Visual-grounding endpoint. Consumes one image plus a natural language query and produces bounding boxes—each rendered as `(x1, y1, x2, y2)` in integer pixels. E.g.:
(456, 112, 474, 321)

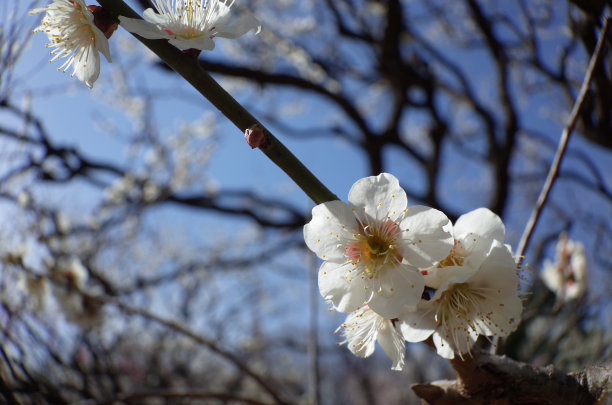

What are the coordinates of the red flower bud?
(244, 124, 267, 149)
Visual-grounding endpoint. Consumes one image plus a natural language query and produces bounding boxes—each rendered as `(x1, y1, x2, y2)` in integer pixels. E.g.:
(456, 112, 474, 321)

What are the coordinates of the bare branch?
(516, 17, 612, 262)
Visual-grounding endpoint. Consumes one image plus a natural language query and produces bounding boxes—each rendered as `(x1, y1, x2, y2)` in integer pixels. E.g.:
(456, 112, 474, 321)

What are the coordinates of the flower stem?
(96, 0, 338, 205)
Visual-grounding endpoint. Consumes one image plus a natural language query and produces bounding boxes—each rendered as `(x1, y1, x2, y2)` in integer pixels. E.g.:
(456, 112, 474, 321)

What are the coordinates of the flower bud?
(244, 124, 267, 149)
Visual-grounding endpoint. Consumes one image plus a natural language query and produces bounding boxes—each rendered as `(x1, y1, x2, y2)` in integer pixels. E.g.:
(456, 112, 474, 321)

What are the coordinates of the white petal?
(457, 237, 491, 274)
(422, 264, 474, 290)
(169, 36, 216, 51)
(399, 205, 453, 268)
(142, 8, 172, 25)
(469, 241, 522, 336)
(28, 7, 47, 15)
(432, 333, 455, 359)
(367, 264, 424, 318)
(540, 259, 562, 293)
(93, 29, 112, 63)
(473, 297, 520, 337)
(119, 16, 168, 39)
(430, 265, 476, 298)
(454, 208, 505, 243)
(469, 241, 518, 294)
(214, 14, 262, 38)
(564, 283, 585, 300)
(377, 323, 406, 371)
(348, 173, 407, 221)
(398, 303, 436, 342)
(318, 261, 370, 313)
(206, 1, 232, 26)
(422, 266, 447, 290)
(435, 314, 480, 359)
(453, 327, 479, 357)
(304, 200, 357, 261)
(432, 328, 478, 359)
(448, 208, 504, 272)
(72, 44, 100, 89)
(570, 245, 587, 281)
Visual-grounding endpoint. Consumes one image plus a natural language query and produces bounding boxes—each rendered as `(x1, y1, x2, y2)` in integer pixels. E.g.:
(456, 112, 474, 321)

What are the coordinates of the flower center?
(438, 239, 465, 267)
(365, 234, 389, 256)
(436, 282, 485, 323)
(345, 220, 403, 279)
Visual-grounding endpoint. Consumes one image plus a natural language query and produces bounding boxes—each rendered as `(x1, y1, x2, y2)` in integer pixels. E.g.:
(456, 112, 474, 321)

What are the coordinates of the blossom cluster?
(304, 173, 523, 368)
(31, 0, 260, 88)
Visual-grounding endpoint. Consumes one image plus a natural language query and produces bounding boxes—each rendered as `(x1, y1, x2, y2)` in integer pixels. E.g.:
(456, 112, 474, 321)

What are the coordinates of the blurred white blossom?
(541, 232, 587, 306)
(52, 257, 102, 328)
(104, 175, 137, 204)
(20, 275, 49, 312)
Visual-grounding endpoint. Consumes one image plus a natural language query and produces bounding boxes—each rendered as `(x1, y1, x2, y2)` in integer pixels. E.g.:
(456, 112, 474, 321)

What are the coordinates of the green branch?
(97, 0, 338, 205)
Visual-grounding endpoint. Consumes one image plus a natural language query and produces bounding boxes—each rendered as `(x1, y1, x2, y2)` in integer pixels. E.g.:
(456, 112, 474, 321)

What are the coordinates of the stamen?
(344, 218, 403, 280)
(435, 282, 486, 357)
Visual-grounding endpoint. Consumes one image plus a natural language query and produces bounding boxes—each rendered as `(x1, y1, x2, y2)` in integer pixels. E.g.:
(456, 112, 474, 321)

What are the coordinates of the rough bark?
(412, 351, 610, 405)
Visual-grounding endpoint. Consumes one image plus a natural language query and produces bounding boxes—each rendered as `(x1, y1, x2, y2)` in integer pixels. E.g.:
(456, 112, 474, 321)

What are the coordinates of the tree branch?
(516, 17, 612, 262)
(412, 351, 610, 405)
(97, 0, 338, 205)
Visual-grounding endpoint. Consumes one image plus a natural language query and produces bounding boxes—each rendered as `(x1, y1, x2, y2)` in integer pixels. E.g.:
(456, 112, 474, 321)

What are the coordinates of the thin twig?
(89, 294, 290, 405)
(515, 17, 611, 263)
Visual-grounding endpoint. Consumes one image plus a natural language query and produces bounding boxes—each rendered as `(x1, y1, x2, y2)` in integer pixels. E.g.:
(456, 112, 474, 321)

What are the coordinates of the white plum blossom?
(400, 209, 522, 359)
(336, 305, 405, 371)
(541, 232, 587, 305)
(30, 0, 112, 88)
(304, 173, 453, 318)
(119, 0, 261, 51)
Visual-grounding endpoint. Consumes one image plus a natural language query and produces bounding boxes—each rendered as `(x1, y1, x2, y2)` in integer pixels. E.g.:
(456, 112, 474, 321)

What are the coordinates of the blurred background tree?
(0, 0, 610, 404)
